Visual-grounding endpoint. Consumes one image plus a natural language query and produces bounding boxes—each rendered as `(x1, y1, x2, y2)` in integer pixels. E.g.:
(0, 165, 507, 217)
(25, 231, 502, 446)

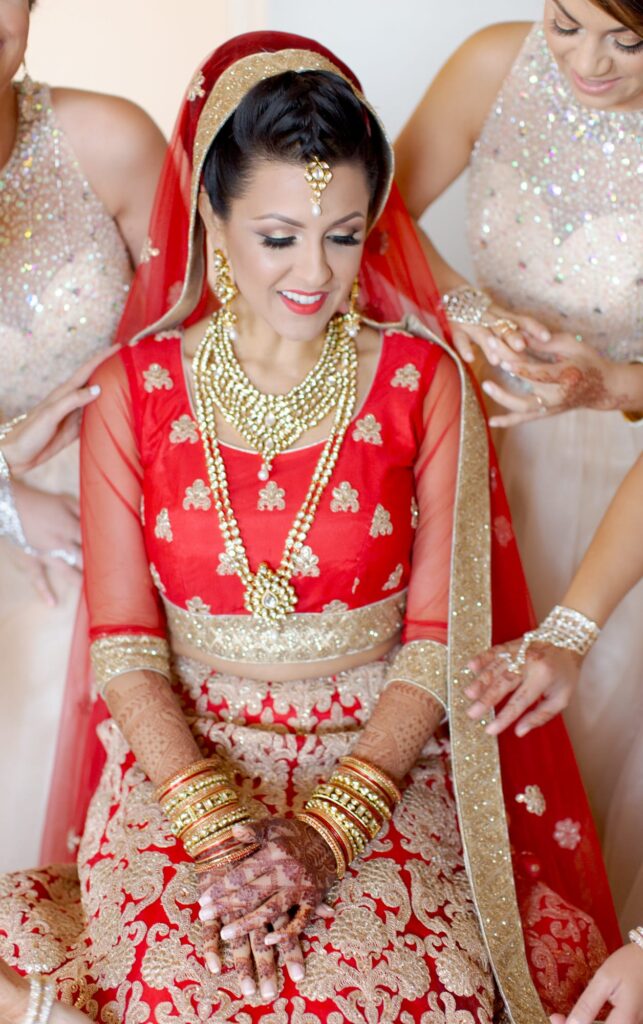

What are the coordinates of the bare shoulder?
(448, 21, 533, 106)
(50, 88, 165, 175)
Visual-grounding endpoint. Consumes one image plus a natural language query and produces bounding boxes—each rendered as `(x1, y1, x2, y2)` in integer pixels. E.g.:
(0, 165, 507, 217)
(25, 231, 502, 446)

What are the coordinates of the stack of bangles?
(630, 926, 643, 951)
(22, 975, 55, 1024)
(297, 755, 401, 879)
(156, 758, 259, 873)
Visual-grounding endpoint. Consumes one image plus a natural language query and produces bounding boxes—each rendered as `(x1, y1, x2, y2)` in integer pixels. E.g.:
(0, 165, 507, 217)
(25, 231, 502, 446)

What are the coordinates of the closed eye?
(328, 232, 361, 246)
(260, 235, 296, 249)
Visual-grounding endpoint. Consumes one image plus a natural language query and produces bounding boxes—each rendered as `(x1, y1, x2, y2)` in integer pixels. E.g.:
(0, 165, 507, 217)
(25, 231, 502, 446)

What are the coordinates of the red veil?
(41, 27, 620, 1009)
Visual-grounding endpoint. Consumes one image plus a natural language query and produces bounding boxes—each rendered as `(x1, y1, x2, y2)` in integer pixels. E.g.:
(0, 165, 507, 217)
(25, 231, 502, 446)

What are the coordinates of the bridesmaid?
(394, 0, 643, 930)
(0, 0, 166, 869)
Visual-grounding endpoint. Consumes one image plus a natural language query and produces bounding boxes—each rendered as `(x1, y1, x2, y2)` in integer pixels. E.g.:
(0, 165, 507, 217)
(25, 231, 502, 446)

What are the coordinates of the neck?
(0, 80, 19, 170)
(232, 302, 328, 388)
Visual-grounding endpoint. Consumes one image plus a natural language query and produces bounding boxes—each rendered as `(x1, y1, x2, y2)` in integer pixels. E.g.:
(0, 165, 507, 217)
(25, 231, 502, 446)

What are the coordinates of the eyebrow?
(252, 211, 366, 228)
(553, 0, 632, 32)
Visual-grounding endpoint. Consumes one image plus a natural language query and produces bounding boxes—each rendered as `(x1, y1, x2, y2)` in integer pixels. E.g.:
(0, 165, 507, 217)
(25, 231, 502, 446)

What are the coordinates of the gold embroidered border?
(385, 639, 447, 710)
(162, 592, 406, 664)
(90, 634, 171, 695)
(396, 316, 548, 1024)
(130, 49, 393, 346)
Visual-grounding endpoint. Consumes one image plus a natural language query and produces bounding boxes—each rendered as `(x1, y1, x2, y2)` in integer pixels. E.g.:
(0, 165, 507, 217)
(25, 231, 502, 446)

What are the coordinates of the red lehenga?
(0, 32, 619, 1024)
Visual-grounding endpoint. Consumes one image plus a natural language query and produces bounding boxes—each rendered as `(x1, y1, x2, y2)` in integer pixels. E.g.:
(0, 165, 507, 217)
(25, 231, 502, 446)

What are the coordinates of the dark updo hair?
(589, 0, 643, 33)
(202, 70, 389, 223)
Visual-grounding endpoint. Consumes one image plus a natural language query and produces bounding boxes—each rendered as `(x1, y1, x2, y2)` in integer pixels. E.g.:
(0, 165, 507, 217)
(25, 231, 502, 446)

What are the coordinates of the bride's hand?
(483, 332, 641, 428)
(465, 639, 581, 737)
(197, 817, 336, 996)
(550, 942, 643, 1024)
(447, 302, 550, 367)
(1, 345, 117, 477)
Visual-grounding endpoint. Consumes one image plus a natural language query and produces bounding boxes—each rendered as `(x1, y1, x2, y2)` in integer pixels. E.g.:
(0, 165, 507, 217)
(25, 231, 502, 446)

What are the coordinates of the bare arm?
(52, 88, 166, 265)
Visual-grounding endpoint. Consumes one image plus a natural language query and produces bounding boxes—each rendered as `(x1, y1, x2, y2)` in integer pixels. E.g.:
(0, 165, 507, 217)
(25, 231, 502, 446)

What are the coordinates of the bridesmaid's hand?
(1, 345, 117, 477)
(448, 302, 550, 367)
(10, 485, 82, 605)
(465, 640, 581, 737)
(483, 332, 642, 427)
(550, 942, 643, 1024)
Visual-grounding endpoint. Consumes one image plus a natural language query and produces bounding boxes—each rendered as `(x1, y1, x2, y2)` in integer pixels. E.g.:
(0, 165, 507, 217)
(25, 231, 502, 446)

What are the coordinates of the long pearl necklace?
(199, 309, 354, 481)
(192, 309, 358, 621)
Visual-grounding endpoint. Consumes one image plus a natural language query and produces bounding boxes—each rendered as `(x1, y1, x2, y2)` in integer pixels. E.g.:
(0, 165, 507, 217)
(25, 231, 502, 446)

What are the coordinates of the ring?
(49, 547, 79, 568)
(497, 652, 522, 675)
(534, 395, 548, 416)
(493, 318, 518, 337)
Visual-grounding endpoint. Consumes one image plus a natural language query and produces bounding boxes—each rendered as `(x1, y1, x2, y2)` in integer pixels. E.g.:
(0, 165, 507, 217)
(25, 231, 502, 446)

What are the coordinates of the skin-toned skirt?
(0, 656, 605, 1024)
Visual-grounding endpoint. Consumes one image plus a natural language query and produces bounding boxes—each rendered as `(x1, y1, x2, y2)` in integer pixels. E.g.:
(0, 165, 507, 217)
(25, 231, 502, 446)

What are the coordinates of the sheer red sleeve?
(386, 351, 461, 710)
(81, 353, 170, 693)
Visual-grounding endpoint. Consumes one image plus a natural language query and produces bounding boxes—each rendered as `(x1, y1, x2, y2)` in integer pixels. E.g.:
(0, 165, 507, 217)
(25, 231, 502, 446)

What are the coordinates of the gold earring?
(212, 249, 238, 337)
(343, 276, 361, 338)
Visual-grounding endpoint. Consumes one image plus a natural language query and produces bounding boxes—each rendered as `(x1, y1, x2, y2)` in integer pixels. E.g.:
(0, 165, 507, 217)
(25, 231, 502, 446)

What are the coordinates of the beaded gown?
(0, 79, 131, 871)
(467, 23, 643, 930)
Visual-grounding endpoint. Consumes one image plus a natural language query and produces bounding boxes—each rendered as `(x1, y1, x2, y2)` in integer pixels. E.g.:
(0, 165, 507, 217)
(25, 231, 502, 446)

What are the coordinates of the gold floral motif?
(139, 237, 160, 264)
(553, 819, 581, 850)
(162, 591, 406, 663)
(352, 413, 383, 445)
(386, 640, 447, 709)
(391, 363, 421, 391)
(494, 515, 514, 548)
(516, 785, 546, 817)
(216, 548, 238, 576)
(370, 503, 393, 538)
(143, 362, 173, 392)
(89, 633, 170, 693)
(330, 481, 360, 513)
(257, 480, 286, 511)
(139, 494, 145, 525)
(322, 599, 349, 613)
(187, 70, 205, 101)
(411, 496, 419, 529)
(291, 544, 320, 578)
(154, 508, 173, 542)
(382, 563, 404, 592)
(186, 596, 211, 615)
(149, 562, 166, 594)
(169, 415, 199, 444)
(183, 479, 212, 511)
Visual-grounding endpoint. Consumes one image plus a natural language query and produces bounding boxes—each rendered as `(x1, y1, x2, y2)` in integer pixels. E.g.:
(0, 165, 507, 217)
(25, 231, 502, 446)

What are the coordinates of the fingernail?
(205, 953, 220, 974)
(89, 384, 101, 396)
(485, 722, 499, 735)
(199, 907, 216, 922)
(220, 925, 234, 940)
(541, 330, 551, 341)
(464, 351, 474, 363)
(260, 982, 277, 999)
(482, 382, 494, 395)
(290, 964, 304, 981)
(489, 418, 500, 427)
(500, 361, 514, 372)
(198, 895, 212, 907)
(515, 724, 529, 737)
(464, 686, 475, 697)
(264, 933, 278, 946)
(241, 978, 256, 997)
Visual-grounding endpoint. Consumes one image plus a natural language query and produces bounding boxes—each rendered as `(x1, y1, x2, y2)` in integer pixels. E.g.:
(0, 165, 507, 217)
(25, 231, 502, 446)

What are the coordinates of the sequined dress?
(0, 79, 131, 870)
(467, 23, 643, 930)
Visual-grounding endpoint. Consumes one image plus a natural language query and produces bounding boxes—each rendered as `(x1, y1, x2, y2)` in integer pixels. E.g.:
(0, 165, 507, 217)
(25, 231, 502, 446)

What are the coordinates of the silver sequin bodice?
(467, 24, 642, 361)
(0, 80, 132, 419)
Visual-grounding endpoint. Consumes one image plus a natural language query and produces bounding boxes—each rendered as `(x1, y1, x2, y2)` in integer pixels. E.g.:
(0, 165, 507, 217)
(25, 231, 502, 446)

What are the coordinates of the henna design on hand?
(352, 681, 444, 781)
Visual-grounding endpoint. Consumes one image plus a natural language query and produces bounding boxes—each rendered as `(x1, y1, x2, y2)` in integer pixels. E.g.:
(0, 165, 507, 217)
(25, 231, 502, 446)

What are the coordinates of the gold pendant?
(244, 562, 297, 622)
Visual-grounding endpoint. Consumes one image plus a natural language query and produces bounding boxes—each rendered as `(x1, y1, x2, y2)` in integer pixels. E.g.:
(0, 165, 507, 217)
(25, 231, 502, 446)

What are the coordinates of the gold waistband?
(162, 592, 407, 664)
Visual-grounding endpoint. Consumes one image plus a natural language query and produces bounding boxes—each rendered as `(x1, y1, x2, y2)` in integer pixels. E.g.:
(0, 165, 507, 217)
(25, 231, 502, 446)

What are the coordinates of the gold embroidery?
(216, 548, 238, 576)
(411, 496, 419, 529)
(382, 563, 403, 592)
(142, 363, 172, 392)
(186, 596, 211, 615)
(516, 785, 546, 816)
(162, 591, 406, 663)
(386, 640, 447, 709)
(149, 562, 166, 594)
(391, 363, 421, 391)
(154, 508, 173, 542)
(291, 544, 320, 577)
(169, 415, 199, 444)
(187, 70, 205, 101)
(257, 480, 286, 511)
(553, 819, 581, 850)
(183, 479, 212, 511)
(330, 481, 360, 513)
(370, 503, 393, 537)
(494, 515, 514, 548)
(139, 237, 160, 264)
(353, 413, 383, 445)
(89, 633, 170, 693)
(322, 599, 349, 612)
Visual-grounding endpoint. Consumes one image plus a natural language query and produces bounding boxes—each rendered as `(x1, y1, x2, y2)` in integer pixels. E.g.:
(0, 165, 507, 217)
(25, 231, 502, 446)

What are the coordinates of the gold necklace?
(200, 310, 354, 481)
(193, 309, 358, 621)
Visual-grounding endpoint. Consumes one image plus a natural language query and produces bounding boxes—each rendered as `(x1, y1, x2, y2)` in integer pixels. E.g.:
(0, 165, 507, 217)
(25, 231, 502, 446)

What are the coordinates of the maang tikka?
(305, 156, 333, 217)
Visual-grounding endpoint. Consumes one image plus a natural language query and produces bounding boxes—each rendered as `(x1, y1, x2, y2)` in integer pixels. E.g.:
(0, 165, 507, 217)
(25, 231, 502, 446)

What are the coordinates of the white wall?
(27, 0, 541, 277)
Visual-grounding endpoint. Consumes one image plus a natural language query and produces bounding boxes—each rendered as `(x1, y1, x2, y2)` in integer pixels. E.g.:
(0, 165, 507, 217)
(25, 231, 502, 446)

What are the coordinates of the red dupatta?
(41, 30, 620, 1018)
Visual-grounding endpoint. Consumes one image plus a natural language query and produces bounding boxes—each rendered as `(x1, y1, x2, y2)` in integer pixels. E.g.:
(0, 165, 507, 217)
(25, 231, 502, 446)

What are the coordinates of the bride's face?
(201, 158, 369, 344)
(0, 0, 29, 93)
(543, 0, 643, 110)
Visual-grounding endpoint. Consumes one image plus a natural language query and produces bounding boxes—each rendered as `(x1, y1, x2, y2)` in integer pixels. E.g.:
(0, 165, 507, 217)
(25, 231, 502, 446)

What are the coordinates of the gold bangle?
(156, 758, 223, 802)
(629, 927, 643, 951)
(297, 812, 347, 879)
(185, 807, 254, 856)
(314, 785, 382, 837)
(195, 842, 261, 874)
(339, 756, 401, 806)
(331, 772, 392, 819)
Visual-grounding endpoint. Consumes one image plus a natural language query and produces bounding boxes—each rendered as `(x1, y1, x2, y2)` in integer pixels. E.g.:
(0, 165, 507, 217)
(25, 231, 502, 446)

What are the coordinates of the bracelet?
(297, 756, 400, 877)
(622, 357, 643, 424)
(501, 605, 600, 674)
(23, 975, 55, 1024)
(441, 284, 518, 336)
(629, 926, 643, 951)
(0, 412, 27, 442)
(0, 448, 37, 553)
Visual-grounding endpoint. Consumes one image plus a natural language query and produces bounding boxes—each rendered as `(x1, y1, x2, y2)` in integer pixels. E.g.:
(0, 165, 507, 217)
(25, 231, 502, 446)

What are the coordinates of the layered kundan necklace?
(192, 306, 358, 622)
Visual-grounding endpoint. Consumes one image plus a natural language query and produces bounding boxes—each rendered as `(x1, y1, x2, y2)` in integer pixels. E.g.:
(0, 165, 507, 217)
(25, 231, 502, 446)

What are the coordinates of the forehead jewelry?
(305, 156, 333, 217)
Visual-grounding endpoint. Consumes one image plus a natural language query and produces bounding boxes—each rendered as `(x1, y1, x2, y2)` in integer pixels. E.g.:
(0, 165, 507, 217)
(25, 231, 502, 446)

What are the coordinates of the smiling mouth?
(278, 290, 328, 315)
(571, 70, 621, 92)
